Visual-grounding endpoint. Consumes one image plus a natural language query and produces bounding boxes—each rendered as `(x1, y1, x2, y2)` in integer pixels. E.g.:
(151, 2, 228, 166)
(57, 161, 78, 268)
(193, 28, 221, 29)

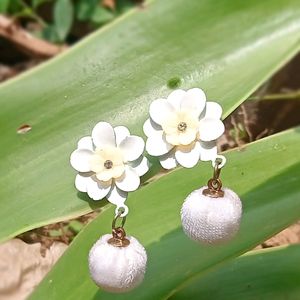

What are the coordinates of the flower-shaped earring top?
(70, 122, 149, 216)
(144, 88, 225, 169)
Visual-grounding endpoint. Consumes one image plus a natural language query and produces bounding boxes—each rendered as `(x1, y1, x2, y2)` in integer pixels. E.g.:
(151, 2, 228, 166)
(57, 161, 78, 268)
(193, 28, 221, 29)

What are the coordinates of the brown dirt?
(256, 222, 300, 250)
(0, 239, 67, 300)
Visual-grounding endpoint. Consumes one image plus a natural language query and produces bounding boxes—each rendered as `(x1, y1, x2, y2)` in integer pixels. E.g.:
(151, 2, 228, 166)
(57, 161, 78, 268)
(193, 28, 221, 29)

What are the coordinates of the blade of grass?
(30, 127, 300, 299)
(171, 245, 300, 300)
(1, 0, 300, 241)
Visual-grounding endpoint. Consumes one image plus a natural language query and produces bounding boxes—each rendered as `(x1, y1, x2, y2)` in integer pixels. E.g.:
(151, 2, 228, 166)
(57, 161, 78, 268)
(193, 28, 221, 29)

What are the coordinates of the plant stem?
(249, 90, 300, 101)
(19, 0, 48, 27)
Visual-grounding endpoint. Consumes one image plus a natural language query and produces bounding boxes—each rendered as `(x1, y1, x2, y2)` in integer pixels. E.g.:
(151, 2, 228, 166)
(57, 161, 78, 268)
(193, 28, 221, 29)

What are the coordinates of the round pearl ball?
(88, 234, 147, 293)
(181, 187, 242, 245)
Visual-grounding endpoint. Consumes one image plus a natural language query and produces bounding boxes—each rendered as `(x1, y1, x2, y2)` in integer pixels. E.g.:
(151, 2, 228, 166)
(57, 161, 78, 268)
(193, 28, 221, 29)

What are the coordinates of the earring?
(181, 156, 242, 244)
(144, 88, 242, 244)
(70, 122, 149, 293)
(144, 88, 224, 169)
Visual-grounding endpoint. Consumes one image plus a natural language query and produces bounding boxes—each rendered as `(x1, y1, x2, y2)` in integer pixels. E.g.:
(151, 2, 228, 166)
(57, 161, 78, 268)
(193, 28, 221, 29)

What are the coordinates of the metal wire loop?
(112, 227, 126, 240)
(208, 178, 222, 191)
(202, 157, 225, 198)
(112, 209, 127, 230)
(108, 209, 130, 247)
(213, 160, 222, 180)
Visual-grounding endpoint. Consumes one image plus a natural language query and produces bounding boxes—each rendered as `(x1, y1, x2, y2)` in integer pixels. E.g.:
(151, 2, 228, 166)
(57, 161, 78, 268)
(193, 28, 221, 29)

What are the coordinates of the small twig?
(248, 90, 300, 101)
(256, 128, 269, 140)
(19, 0, 48, 27)
(240, 104, 254, 142)
(230, 114, 247, 147)
(0, 14, 66, 58)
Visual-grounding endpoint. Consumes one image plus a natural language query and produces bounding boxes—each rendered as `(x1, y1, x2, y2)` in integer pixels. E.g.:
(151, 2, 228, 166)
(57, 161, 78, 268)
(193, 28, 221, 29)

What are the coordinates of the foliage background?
(0, 0, 300, 299)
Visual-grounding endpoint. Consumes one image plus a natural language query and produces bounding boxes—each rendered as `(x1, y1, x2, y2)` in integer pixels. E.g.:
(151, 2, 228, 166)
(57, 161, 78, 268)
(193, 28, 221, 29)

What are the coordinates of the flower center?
(104, 160, 113, 169)
(177, 121, 187, 132)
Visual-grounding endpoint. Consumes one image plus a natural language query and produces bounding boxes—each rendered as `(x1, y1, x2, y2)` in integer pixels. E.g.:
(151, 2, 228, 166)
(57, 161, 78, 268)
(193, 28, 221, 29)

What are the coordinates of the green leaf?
(68, 219, 83, 234)
(91, 6, 115, 25)
(75, 0, 98, 21)
(42, 25, 60, 43)
(0, 0, 10, 13)
(115, 0, 136, 14)
(171, 245, 300, 300)
(1, 0, 300, 242)
(29, 128, 300, 299)
(32, 0, 51, 9)
(54, 0, 74, 41)
(7, 0, 24, 14)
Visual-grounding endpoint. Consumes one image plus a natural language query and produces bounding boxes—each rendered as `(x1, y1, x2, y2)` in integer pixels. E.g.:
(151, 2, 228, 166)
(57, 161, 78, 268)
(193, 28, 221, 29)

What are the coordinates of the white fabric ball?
(88, 234, 147, 293)
(181, 186, 242, 244)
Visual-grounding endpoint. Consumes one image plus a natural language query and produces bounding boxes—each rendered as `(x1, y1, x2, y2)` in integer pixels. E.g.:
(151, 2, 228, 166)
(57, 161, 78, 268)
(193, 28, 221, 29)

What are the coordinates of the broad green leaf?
(1, 0, 300, 242)
(172, 245, 300, 300)
(54, 0, 74, 41)
(30, 128, 300, 299)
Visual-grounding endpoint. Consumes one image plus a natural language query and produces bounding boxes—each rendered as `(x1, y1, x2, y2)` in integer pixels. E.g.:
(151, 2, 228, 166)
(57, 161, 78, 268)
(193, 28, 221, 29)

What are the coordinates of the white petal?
(199, 118, 225, 142)
(167, 89, 186, 110)
(114, 126, 130, 146)
(75, 174, 87, 192)
(178, 130, 197, 145)
(199, 141, 217, 161)
(143, 118, 162, 137)
(149, 98, 175, 125)
(119, 135, 145, 162)
(75, 173, 92, 192)
(77, 136, 93, 150)
(146, 132, 173, 156)
(205, 102, 223, 119)
(91, 122, 116, 149)
(106, 184, 128, 206)
(129, 156, 150, 176)
(95, 169, 115, 182)
(180, 88, 206, 116)
(70, 149, 93, 172)
(115, 166, 140, 192)
(175, 142, 201, 168)
(86, 178, 111, 200)
(159, 150, 178, 169)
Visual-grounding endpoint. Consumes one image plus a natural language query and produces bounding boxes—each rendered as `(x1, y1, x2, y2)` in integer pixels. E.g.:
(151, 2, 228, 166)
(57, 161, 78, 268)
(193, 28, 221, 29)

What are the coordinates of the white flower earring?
(144, 88, 224, 169)
(70, 121, 149, 215)
(70, 122, 149, 293)
(144, 88, 242, 244)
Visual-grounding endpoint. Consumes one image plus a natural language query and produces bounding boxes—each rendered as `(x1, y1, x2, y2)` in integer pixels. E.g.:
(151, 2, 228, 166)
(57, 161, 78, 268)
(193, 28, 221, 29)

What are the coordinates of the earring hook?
(107, 209, 130, 247)
(203, 157, 225, 198)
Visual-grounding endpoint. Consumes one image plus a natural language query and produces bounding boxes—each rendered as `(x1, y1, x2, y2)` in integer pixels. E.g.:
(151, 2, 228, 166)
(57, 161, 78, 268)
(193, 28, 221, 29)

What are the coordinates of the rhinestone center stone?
(104, 160, 113, 169)
(177, 121, 187, 132)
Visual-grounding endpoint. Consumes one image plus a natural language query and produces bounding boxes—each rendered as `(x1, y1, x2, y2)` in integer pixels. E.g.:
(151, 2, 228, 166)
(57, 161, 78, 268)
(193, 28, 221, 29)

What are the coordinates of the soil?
(0, 239, 67, 300)
(258, 222, 300, 249)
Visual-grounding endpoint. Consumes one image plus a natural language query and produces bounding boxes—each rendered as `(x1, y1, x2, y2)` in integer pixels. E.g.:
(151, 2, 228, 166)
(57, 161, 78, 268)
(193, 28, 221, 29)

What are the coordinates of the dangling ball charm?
(181, 158, 242, 245)
(88, 234, 147, 293)
(88, 213, 147, 293)
(181, 186, 242, 244)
